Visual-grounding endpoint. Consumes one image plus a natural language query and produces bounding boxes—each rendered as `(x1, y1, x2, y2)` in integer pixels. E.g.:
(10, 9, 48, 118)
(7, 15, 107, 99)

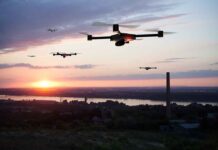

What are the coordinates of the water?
(0, 95, 217, 106)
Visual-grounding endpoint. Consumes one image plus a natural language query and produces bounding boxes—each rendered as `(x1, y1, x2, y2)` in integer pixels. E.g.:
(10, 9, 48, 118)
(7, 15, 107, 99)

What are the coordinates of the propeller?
(79, 32, 90, 35)
(92, 21, 139, 28)
(50, 52, 60, 55)
(71, 52, 81, 55)
(145, 28, 176, 34)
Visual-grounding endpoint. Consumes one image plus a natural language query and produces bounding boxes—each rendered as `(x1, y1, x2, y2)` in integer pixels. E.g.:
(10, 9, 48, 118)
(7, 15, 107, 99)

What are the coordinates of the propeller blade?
(119, 24, 139, 28)
(163, 31, 176, 34)
(79, 32, 90, 35)
(92, 21, 139, 28)
(145, 28, 160, 32)
(50, 52, 57, 54)
(92, 22, 112, 26)
(145, 28, 176, 34)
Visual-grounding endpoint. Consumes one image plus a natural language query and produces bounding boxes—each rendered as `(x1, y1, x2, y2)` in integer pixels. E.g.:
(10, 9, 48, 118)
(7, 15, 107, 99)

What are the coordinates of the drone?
(51, 52, 80, 58)
(27, 55, 36, 57)
(80, 22, 173, 46)
(48, 28, 57, 32)
(139, 67, 157, 70)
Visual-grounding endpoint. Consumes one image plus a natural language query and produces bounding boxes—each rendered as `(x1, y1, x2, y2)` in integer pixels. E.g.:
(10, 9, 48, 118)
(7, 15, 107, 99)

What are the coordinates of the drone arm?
(88, 35, 111, 40)
(135, 34, 158, 37)
(135, 31, 164, 38)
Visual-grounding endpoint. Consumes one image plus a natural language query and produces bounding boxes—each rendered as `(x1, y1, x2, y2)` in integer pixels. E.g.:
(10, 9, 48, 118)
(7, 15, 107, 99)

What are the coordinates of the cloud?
(156, 60, 175, 63)
(123, 14, 186, 24)
(210, 62, 218, 66)
(74, 64, 97, 69)
(0, 0, 184, 54)
(0, 63, 71, 69)
(68, 70, 218, 81)
(72, 74, 164, 80)
(172, 70, 218, 78)
(0, 63, 97, 69)
(0, 77, 15, 84)
(156, 57, 194, 63)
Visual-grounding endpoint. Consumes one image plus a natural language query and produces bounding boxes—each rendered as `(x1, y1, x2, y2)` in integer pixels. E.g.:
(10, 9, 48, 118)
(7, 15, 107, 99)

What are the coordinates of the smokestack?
(166, 72, 171, 119)
(84, 96, 88, 103)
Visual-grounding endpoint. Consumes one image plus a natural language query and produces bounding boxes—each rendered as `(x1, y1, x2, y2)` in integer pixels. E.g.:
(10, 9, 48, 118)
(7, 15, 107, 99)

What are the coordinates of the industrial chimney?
(166, 72, 171, 119)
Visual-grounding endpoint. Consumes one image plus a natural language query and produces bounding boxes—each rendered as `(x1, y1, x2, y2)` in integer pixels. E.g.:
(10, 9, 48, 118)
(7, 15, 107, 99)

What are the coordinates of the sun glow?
(32, 80, 59, 88)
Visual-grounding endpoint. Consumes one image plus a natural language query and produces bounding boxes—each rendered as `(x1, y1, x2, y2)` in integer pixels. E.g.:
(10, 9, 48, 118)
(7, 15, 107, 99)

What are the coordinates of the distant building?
(84, 96, 88, 103)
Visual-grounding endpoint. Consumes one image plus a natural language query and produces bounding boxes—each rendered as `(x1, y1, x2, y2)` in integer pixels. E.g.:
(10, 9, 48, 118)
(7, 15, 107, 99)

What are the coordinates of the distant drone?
(139, 67, 157, 70)
(81, 22, 173, 46)
(51, 52, 80, 58)
(27, 55, 36, 58)
(48, 28, 57, 32)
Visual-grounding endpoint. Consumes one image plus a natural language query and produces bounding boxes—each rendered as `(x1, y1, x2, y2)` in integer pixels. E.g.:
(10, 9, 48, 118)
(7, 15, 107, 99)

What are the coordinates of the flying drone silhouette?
(139, 67, 157, 70)
(50, 52, 80, 58)
(80, 22, 174, 46)
(48, 28, 57, 32)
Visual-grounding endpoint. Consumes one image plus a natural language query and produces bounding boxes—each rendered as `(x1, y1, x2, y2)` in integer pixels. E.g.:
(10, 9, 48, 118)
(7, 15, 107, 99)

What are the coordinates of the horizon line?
(0, 86, 218, 89)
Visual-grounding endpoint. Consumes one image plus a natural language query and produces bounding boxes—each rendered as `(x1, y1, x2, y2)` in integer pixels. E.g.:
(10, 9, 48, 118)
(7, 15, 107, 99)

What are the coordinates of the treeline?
(0, 100, 218, 130)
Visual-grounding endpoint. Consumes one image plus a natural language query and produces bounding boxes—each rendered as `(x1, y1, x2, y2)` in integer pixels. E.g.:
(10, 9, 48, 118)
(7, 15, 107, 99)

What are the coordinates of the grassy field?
(0, 129, 217, 150)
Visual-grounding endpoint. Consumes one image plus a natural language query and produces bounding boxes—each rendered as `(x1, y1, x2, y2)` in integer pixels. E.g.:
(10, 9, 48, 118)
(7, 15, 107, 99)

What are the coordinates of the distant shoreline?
(0, 87, 218, 103)
(1, 95, 218, 104)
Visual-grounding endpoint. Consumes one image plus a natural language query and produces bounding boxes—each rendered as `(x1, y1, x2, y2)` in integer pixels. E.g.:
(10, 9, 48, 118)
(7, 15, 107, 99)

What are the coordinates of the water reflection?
(0, 95, 217, 106)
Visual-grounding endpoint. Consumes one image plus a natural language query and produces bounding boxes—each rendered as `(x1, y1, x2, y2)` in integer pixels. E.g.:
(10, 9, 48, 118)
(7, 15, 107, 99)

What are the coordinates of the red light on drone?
(124, 35, 134, 42)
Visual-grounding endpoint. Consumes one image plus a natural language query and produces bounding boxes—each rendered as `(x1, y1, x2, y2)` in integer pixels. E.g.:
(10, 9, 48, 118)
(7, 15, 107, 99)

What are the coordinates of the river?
(0, 95, 217, 106)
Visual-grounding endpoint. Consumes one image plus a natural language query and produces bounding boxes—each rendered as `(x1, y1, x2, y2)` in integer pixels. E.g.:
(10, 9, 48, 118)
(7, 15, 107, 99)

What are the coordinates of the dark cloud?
(0, 0, 184, 54)
(0, 63, 97, 69)
(69, 70, 218, 80)
(156, 57, 194, 63)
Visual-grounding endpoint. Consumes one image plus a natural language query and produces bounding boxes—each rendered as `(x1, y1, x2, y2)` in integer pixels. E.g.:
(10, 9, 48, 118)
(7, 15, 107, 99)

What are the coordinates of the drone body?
(48, 28, 57, 32)
(84, 24, 164, 46)
(51, 52, 80, 58)
(139, 67, 157, 70)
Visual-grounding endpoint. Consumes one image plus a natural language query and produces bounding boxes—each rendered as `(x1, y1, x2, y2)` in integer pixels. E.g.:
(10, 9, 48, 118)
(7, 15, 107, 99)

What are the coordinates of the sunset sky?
(0, 0, 218, 88)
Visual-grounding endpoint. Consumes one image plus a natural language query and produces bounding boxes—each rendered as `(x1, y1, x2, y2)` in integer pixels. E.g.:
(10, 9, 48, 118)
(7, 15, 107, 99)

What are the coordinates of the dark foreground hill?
(0, 99, 218, 150)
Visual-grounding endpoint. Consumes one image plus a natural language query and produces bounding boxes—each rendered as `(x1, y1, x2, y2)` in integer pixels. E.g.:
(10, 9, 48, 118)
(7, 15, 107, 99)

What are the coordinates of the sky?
(0, 0, 218, 88)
